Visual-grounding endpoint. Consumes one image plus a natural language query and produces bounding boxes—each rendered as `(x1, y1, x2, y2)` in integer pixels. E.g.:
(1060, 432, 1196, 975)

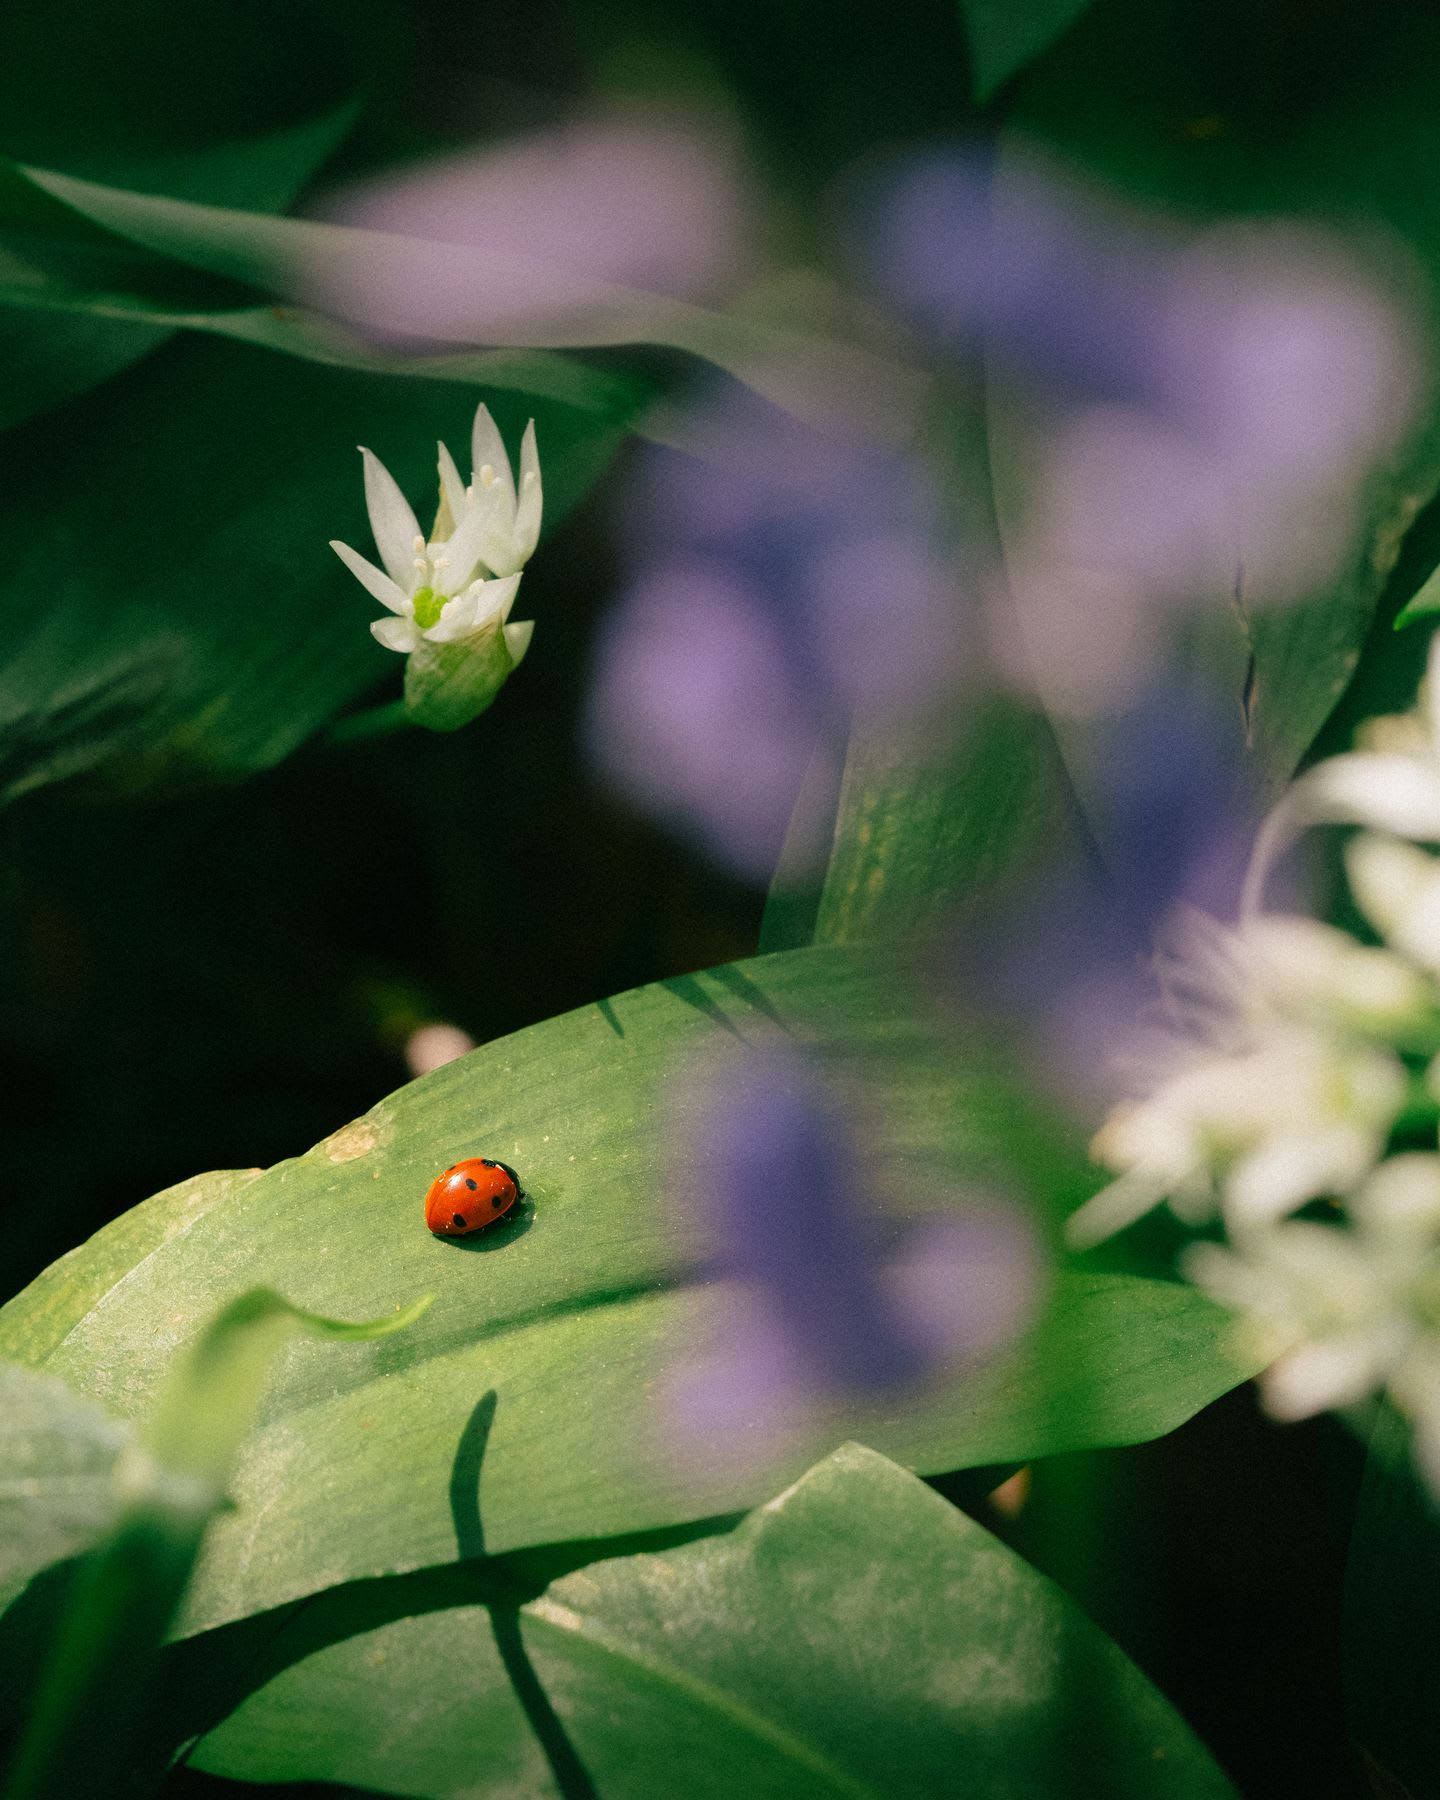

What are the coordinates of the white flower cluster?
(1069, 638, 1440, 1486)
(331, 403, 541, 729)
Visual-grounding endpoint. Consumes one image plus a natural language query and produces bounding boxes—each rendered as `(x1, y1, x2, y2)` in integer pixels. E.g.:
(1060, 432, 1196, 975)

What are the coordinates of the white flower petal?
(470, 403, 516, 509)
(504, 618, 535, 667)
(360, 447, 423, 590)
(1346, 832, 1440, 974)
(1181, 1240, 1263, 1313)
(436, 503, 493, 592)
(484, 573, 521, 622)
(1224, 1127, 1378, 1230)
(1246, 912, 1429, 1032)
(437, 440, 467, 523)
(1245, 756, 1440, 917)
(1345, 832, 1433, 933)
(371, 615, 421, 653)
(1301, 753, 1440, 840)
(425, 591, 494, 643)
(1063, 1168, 1176, 1249)
(514, 419, 543, 561)
(331, 540, 409, 614)
(426, 577, 519, 644)
(1351, 1153, 1440, 1239)
(1261, 1335, 1389, 1420)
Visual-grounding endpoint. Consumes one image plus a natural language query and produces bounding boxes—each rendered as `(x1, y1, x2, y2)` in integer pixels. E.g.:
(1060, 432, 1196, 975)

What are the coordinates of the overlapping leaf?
(190, 1444, 1238, 1798)
(960, 0, 1100, 101)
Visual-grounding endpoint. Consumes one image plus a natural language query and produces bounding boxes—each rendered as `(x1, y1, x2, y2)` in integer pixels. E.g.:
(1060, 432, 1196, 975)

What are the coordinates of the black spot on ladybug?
(479, 1159, 495, 1168)
(451, 1213, 467, 1229)
(492, 1194, 505, 1209)
(465, 1177, 477, 1190)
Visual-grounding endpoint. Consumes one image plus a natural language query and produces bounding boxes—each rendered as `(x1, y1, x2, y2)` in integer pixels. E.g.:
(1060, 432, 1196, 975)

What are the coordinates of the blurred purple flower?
(301, 110, 752, 347)
(664, 1049, 1037, 1456)
(852, 146, 1170, 408)
(586, 380, 970, 880)
(851, 147, 1426, 713)
(945, 681, 1273, 1111)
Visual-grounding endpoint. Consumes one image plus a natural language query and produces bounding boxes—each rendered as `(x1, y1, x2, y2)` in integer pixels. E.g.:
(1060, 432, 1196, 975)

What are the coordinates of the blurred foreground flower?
(308, 111, 752, 345)
(1185, 1157, 1440, 1489)
(1070, 647, 1440, 1495)
(665, 1049, 1036, 1467)
(331, 402, 538, 730)
(853, 148, 1425, 714)
(949, 679, 1265, 1117)
(587, 380, 969, 880)
(1065, 909, 1418, 1247)
(404, 1022, 477, 1077)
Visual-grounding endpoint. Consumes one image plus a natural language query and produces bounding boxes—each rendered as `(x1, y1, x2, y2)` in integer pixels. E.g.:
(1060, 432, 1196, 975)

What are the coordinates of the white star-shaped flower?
(1066, 909, 1415, 1248)
(330, 446, 529, 660)
(1185, 1155, 1440, 1493)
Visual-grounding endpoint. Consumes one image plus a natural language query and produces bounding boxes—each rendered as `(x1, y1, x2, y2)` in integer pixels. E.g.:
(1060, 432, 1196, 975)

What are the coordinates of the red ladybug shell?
(425, 1158, 522, 1237)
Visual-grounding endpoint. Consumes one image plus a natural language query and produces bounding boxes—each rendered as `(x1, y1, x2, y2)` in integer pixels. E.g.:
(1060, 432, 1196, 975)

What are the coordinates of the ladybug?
(425, 1158, 524, 1238)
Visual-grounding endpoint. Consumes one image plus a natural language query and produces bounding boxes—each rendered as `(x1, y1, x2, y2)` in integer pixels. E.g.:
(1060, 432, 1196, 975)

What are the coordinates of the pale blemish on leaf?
(320, 1118, 383, 1164)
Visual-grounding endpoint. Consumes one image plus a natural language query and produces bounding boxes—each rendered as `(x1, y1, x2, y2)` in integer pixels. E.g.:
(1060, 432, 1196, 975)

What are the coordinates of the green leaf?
(0, 0, 390, 183)
(0, 311, 170, 434)
(1394, 557, 1440, 631)
(3, 1287, 428, 1800)
(961, 0, 1099, 101)
(191, 1443, 1238, 1798)
(0, 105, 359, 433)
(0, 1365, 130, 1614)
(0, 944, 1253, 1644)
(5, 161, 922, 437)
(1343, 1402, 1440, 1799)
(806, 698, 1081, 948)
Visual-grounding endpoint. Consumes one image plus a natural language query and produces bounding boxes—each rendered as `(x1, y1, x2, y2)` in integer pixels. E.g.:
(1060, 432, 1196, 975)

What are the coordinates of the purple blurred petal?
(586, 562, 819, 882)
(849, 146, 1172, 406)
(662, 1049, 1039, 1458)
(320, 113, 751, 310)
(852, 145, 1426, 710)
(945, 680, 1269, 1110)
(588, 380, 971, 880)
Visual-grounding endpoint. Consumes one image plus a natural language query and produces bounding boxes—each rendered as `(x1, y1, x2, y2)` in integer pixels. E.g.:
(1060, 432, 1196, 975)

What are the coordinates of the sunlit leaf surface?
(0, 944, 1252, 1643)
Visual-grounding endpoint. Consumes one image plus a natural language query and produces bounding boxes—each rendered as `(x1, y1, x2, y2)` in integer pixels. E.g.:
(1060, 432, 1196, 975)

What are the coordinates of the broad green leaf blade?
(0, 1365, 130, 1613)
(3, 1287, 428, 1800)
(2, 1168, 260, 1365)
(961, 0, 1099, 101)
(193, 1444, 1238, 1798)
(0, 944, 1253, 1643)
(1342, 1402, 1440, 1799)
(0, 311, 169, 434)
(10, 164, 922, 437)
(0, 105, 359, 432)
(808, 698, 1082, 947)
(0, 287, 652, 415)
(0, 332, 638, 805)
